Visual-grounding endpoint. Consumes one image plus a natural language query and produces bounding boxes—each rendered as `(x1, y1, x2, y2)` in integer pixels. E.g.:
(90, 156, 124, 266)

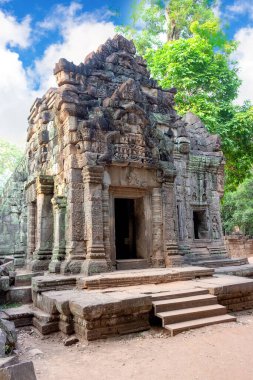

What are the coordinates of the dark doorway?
(115, 198, 137, 260)
(193, 210, 209, 239)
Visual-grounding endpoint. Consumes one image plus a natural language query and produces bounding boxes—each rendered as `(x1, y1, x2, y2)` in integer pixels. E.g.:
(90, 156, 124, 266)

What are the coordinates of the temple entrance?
(114, 198, 137, 260)
(193, 210, 209, 239)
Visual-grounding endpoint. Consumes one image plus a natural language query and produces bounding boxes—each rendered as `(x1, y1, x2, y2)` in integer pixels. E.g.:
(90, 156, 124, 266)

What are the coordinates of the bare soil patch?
(16, 310, 253, 380)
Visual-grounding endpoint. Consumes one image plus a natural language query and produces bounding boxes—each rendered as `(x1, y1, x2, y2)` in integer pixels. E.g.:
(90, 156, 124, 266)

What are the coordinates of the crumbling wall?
(0, 156, 27, 266)
(225, 235, 253, 258)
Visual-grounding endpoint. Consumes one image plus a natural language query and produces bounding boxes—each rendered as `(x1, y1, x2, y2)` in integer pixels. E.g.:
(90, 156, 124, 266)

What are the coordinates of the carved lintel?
(36, 175, 54, 195)
(82, 165, 104, 184)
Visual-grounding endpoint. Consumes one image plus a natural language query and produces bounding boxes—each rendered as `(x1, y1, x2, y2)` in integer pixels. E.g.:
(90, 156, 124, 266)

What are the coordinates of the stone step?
(15, 272, 44, 286)
(157, 304, 227, 326)
(164, 314, 237, 336)
(33, 317, 59, 335)
(192, 258, 248, 268)
(2, 304, 33, 327)
(8, 286, 32, 304)
(78, 267, 214, 290)
(32, 306, 57, 323)
(153, 294, 217, 313)
(150, 288, 209, 301)
(184, 254, 228, 262)
(116, 259, 149, 271)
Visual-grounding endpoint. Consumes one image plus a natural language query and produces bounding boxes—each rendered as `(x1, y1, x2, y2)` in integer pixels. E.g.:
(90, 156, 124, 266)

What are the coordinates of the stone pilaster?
(81, 166, 110, 275)
(102, 184, 112, 267)
(60, 168, 86, 274)
(30, 175, 54, 271)
(151, 187, 165, 267)
(26, 202, 36, 263)
(49, 196, 67, 273)
(162, 181, 183, 267)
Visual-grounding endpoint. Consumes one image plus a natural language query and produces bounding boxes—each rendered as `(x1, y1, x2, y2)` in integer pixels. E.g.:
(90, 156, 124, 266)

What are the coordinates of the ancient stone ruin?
(3, 35, 253, 346)
(0, 35, 234, 275)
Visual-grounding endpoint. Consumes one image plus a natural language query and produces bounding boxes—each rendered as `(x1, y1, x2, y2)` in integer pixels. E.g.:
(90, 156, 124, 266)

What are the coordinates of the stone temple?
(0, 35, 229, 275)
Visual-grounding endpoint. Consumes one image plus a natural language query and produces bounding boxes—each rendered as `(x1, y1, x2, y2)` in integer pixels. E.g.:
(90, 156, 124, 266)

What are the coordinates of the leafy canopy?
(0, 139, 23, 193)
(119, 0, 253, 190)
(222, 176, 253, 235)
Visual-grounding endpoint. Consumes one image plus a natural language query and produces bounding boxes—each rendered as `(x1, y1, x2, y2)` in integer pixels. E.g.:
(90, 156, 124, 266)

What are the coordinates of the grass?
(1, 302, 22, 309)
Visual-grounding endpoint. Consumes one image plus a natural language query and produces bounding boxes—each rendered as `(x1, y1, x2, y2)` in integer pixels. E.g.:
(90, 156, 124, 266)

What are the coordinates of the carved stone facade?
(0, 35, 226, 274)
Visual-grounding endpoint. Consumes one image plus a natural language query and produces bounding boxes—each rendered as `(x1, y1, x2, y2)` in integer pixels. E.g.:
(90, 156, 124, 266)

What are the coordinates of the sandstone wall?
(225, 235, 253, 258)
(0, 156, 27, 266)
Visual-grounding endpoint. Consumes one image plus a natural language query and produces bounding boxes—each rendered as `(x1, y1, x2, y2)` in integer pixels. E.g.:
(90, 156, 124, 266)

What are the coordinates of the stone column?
(49, 196, 67, 273)
(81, 166, 110, 275)
(151, 187, 165, 267)
(30, 175, 54, 271)
(61, 168, 86, 274)
(26, 202, 36, 263)
(162, 181, 183, 267)
(102, 184, 112, 267)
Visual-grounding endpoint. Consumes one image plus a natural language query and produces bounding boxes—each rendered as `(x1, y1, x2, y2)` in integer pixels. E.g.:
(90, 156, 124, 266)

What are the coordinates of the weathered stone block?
(0, 277, 10, 292)
(0, 361, 37, 380)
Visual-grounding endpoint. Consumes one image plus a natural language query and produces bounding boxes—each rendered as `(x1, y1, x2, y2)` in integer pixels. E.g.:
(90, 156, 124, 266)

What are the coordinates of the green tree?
(222, 176, 253, 235)
(0, 139, 23, 193)
(144, 21, 240, 131)
(119, 0, 218, 54)
(119, 0, 253, 190)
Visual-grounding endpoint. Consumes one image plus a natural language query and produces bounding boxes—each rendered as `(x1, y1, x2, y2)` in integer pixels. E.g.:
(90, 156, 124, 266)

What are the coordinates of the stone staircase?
(3, 272, 43, 306)
(151, 288, 236, 336)
(183, 246, 248, 268)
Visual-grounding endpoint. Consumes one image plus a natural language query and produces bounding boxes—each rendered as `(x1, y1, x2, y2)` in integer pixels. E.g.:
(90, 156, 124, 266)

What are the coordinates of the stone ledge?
(77, 267, 214, 290)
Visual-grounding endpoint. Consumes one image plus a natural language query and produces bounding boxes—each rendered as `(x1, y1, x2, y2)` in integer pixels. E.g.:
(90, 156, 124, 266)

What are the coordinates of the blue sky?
(0, 0, 253, 145)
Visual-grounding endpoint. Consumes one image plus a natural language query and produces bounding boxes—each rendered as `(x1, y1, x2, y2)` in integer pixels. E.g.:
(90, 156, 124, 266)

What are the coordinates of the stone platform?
(215, 264, 253, 278)
(3, 267, 253, 341)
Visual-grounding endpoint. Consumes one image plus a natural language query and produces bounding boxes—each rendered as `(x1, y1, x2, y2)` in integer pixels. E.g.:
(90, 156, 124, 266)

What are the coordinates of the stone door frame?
(109, 186, 152, 267)
(191, 204, 211, 242)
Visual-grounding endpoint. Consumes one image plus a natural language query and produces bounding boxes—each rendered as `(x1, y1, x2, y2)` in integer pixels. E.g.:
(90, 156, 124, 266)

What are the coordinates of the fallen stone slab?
(0, 361, 37, 380)
(0, 356, 18, 369)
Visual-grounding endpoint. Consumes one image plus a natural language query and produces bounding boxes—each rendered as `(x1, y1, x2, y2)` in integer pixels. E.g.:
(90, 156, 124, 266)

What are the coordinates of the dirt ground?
(16, 310, 253, 380)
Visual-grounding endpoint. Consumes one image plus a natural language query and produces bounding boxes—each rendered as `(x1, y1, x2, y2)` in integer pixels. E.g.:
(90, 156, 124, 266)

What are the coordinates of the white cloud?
(0, 10, 31, 48)
(213, 0, 222, 19)
(0, 3, 116, 146)
(227, 1, 253, 19)
(0, 10, 33, 146)
(234, 27, 253, 104)
(31, 3, 115, 93)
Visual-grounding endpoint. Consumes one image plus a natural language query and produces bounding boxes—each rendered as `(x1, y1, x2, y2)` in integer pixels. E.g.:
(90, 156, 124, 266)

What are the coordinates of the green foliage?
(119, 0, 253, 190)
(221, 103, 253, 190)
(222, 176, 253, 235)
(145, 21, 240, 129)
(118, 0, 217, 55)
(0, 139, 23, 192)
(117, 0, 166, 55)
